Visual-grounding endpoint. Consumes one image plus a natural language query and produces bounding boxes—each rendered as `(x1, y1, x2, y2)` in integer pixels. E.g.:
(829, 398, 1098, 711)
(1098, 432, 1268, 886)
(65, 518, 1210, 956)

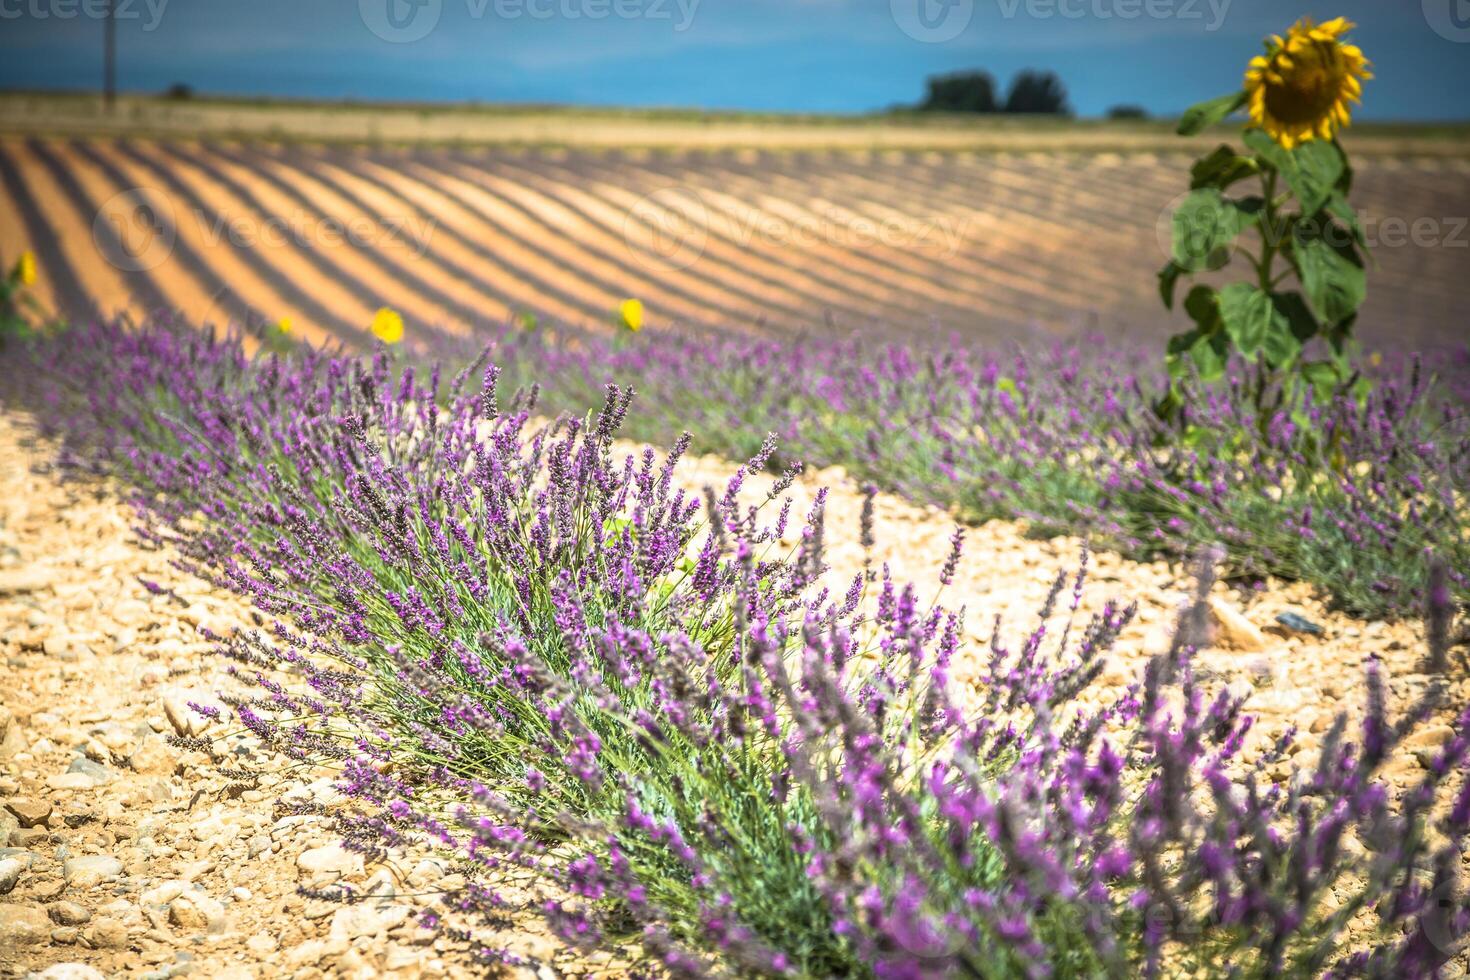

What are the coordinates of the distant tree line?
(917, 69, 1071, 115)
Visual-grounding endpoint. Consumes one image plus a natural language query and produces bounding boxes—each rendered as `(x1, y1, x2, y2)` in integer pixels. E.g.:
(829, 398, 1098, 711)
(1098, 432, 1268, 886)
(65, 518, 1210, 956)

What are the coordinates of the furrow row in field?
(521, 147, 1164, 326)
(304, 149, 607, 327)
(243, 146, 516, 330)
(30, 139, 175, 321)
(64, 141, 259, 333)
(478, 151, 896, 326)
(2, 139, 1467, 347)
(663, 150, 1171, 321)
(393, 152, 713, 327)
(149, 141, 457, 341)
(472, 150, 888, 323)
(523, 145, 1153, 328)
(1, 141, 139, 325)
(209, 144, 493, 335)
(103, 140, 352, 346)
(676, 151, 1131, 317)
(467, 147, 964, 327)
(0, 146, 66, 318)
(497, 149, 1010, 330)
(420, 152, 765, 327)
(459, 149, 940, 328)
(554, 150, 1029, 326)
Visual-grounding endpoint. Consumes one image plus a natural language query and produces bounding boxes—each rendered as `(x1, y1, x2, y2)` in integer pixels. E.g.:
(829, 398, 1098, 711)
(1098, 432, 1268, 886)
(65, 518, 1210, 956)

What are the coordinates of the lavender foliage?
(6, 319, 1468, 978)
(469, 324, 1470, 620)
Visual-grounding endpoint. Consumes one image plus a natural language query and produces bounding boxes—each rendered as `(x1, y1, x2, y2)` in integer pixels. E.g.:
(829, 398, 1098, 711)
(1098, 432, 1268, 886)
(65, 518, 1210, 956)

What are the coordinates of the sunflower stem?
(1256, 168, 1280, 293)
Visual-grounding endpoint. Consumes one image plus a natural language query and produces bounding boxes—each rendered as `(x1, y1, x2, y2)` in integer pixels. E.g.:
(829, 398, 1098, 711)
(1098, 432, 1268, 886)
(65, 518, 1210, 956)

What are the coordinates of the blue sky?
(1, 0, 1467, 118)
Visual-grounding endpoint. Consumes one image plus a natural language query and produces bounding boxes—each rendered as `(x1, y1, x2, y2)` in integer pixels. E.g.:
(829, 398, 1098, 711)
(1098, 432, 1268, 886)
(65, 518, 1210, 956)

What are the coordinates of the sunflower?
(619, 298, 643, 333)
(1244, 17, 1370, 150)
(13, 250, 36, 288)
(370, 307, 404, 345)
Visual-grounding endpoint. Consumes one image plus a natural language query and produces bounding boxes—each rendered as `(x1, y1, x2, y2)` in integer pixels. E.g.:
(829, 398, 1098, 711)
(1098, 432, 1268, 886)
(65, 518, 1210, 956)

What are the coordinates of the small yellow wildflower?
(13, 250, 37, 288)
(1244, 17, 1371, 149)
(276, 316, 293, 335)
(371, 307, 404, 345)
(619, 298, 643, 333)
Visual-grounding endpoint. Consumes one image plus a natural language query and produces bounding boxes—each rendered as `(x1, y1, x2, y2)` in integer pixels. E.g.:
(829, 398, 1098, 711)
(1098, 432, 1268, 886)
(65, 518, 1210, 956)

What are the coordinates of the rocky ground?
(0, 414, 578, 980)
(1, 410, 1466, 978)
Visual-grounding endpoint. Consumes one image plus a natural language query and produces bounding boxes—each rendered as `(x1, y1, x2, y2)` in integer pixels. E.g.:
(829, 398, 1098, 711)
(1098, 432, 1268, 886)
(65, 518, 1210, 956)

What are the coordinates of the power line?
(104, 0, 116, 112)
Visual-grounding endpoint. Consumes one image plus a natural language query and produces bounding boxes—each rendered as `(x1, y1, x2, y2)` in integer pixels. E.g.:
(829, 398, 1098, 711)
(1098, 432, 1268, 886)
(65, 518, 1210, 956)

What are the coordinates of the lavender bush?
(6, 319, 1468, 977)
(469, 324, 1470, 620)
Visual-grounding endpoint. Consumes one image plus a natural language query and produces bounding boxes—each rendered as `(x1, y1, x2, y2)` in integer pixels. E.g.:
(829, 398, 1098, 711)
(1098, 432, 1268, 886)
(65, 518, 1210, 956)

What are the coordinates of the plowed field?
(3, 138, 1467, 347)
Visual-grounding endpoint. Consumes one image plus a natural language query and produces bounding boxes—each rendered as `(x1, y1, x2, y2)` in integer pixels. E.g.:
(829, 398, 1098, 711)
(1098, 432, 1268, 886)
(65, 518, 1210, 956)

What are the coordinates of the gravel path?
(1, 411, 1465, 978)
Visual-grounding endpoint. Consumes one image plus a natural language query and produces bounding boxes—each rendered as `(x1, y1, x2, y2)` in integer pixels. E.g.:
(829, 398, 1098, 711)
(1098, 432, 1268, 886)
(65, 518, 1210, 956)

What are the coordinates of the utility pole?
(103, 0, 116, 112)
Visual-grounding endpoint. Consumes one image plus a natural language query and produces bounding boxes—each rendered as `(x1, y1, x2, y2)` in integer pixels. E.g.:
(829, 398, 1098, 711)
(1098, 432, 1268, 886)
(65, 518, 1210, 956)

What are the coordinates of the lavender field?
(0, 307, 1465, 977)
(2, 18, 1470, 980)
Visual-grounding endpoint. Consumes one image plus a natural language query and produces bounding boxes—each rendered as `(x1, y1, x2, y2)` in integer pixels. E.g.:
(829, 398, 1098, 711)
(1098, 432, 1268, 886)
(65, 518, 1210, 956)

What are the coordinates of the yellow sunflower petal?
(1244, 17, 1371, 149)
(619, 298, 644, 332)
(370, 307, 405, 345)
(13, 250, 37, 287)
